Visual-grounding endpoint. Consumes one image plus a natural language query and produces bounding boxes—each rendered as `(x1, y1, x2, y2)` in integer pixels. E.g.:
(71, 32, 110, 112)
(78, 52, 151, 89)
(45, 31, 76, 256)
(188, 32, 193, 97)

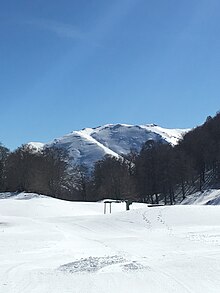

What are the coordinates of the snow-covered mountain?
(27, 142, 45, 152)
(30, 124, 189, 168)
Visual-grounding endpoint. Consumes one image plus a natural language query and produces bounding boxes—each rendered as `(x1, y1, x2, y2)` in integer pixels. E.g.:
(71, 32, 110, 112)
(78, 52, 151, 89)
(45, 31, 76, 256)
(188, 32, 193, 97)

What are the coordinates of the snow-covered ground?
(182, 189, 220, 205)
(1, 193, 220, 293)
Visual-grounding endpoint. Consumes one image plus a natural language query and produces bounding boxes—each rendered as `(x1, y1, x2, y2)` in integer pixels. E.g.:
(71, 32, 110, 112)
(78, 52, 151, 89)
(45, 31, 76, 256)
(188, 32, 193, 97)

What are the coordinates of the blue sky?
(1, 0, 220, 150)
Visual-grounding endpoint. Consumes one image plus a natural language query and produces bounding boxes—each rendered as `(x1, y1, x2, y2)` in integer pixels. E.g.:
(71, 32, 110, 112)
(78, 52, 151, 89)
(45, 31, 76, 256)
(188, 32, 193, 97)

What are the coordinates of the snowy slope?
(181, 189, 220, 205)
(37, 124, 189, 168)
(1, 193, 220, 293)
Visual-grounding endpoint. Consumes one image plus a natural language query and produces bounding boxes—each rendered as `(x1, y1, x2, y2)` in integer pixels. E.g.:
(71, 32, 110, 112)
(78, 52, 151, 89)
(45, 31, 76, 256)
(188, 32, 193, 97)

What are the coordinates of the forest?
(1, 113, 220, 204)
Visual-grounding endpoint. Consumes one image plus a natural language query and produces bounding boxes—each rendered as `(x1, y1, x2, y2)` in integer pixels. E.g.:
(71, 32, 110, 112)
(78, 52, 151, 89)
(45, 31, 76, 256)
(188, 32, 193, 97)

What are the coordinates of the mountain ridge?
(28, 123, 190, 168)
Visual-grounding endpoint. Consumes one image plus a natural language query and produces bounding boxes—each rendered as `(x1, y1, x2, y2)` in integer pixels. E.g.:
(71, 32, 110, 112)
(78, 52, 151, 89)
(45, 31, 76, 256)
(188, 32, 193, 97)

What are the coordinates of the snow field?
(1, 193, 220, 292)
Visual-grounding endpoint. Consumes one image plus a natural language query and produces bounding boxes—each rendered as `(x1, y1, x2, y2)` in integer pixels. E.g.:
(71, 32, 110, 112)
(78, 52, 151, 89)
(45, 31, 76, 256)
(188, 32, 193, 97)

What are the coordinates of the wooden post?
(126, 200, 132, 211)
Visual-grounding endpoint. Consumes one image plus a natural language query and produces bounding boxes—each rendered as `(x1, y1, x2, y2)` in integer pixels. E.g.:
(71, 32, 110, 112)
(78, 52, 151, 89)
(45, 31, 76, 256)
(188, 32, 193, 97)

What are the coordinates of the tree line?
(89, 112, 220, 204)
(1, 112, 220, 204)
(0, 144, 88, 200)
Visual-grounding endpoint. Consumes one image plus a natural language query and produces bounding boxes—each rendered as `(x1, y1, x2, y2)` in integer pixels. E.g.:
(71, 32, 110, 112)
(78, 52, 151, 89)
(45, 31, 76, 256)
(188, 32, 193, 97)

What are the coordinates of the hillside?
(29, 124, 188, 168)
(0, 193, 220, 292)
(5, 114, 220, 204)
(181, 189, 220, 205)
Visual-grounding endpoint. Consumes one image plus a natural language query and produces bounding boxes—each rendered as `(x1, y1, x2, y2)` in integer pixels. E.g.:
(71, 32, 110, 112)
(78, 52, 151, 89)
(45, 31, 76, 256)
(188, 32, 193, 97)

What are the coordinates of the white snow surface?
(140, 124, 189, 145)
(182, 189, 220, 205)
(1, 192, 220, 292)
(42, 123, 189, 168)
(27, 142, 45, 152)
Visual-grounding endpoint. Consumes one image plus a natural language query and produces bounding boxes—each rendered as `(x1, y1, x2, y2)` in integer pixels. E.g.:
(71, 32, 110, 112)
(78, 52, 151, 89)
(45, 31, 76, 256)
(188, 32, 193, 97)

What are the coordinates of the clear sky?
(1, 0, 220, 150)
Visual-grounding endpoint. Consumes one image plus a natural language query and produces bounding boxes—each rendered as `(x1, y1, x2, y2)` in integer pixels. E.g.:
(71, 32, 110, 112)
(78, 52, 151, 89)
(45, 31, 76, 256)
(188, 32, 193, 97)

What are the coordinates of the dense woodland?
(1, 113, 220, 204)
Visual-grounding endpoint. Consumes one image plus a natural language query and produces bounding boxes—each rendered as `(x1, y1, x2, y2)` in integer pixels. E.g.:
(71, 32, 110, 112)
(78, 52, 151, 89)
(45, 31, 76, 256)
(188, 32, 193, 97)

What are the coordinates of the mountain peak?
(39, 123, 189, 169)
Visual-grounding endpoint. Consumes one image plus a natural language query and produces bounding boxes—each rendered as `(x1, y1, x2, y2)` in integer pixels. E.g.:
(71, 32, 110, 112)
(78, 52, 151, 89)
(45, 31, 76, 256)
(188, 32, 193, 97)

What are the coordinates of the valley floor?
(0, 193, 220, 293)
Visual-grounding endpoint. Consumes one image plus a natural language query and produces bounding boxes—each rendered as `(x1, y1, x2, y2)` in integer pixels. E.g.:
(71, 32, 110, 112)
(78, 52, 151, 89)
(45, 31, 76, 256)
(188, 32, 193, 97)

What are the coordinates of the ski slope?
(1, 193, 220, 293)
